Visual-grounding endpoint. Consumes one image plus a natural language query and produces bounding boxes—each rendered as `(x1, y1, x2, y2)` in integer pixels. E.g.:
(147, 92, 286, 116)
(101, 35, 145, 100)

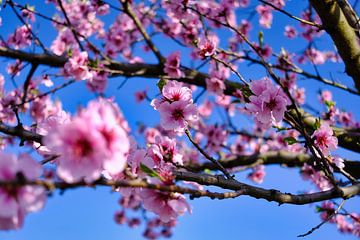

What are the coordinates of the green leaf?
(324, 100, 335, 108)
(315, 206, 323, 213)
(283, 137, 298, 145)
(140, 163, 161, 179)
(157, 78, 167, 93)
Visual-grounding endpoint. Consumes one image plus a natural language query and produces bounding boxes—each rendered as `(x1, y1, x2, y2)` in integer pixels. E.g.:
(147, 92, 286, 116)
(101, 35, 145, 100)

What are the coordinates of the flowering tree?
(0, 0, 359, 238)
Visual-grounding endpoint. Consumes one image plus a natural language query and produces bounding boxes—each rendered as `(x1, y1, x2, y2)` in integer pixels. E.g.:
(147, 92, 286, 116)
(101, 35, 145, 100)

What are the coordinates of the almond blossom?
(311, 122, 338, 156)
(246, 78, 289, 128)
(152, 81, 198, 133)
(44, 99, 130, 183)
(164, 52, 184, 79)
(256, 5, 273, 28)
(0, 152, 46, 230)
(63, 51, 93, 81)
(140, 189, 191, 223)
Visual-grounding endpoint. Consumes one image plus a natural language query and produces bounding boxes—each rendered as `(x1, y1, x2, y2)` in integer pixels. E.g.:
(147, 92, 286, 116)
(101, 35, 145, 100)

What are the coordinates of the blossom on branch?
(0, 152, 46, 230)
(246, 78, 289, 128)
(44, 98, 130, 183)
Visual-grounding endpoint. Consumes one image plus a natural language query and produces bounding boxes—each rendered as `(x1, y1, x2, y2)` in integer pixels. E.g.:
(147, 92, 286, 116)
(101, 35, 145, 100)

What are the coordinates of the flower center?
(73, 138, 93, 157)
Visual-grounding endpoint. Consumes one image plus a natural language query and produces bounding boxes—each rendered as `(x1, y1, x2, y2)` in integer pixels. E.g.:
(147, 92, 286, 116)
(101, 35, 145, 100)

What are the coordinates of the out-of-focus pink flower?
(7, 25, 32, 49)
(164, 51, 184, 79)
(256, 5, 273, 28)
(45, 99, 130, 183)
(319, 90, 333, 103)
(198, 99, 213, 118)
(331, 156, 345, 169)
(284, 25, 297, 39)
(64, 51, 93, 80)
(0, 152, 46, 230)
(247, 165, 265, 184)
(206, 72, 226, 95)
(336, 215, 353, 233)
(87, 70, 108, 93)
(51, 30, 76, 56)
(305, 48, 326, 65)
(201, 124, 227, 153)
(140, 189, 191, 223)
(301, 164, 332, 191)
(312, 122, 338, 156)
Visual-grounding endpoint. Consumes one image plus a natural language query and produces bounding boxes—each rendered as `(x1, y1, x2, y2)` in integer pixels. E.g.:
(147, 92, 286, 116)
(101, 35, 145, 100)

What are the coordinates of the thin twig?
(297, 199, 346, 237)
(185, 129, 233, 179)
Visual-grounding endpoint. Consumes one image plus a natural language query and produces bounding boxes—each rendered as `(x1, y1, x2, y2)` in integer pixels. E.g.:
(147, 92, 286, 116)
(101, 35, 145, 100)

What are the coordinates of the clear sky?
(0, 1, 359, 239)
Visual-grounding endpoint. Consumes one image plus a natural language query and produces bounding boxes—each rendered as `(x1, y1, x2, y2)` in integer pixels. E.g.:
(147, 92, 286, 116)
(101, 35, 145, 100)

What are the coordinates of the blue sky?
(0, 0, 359, 239)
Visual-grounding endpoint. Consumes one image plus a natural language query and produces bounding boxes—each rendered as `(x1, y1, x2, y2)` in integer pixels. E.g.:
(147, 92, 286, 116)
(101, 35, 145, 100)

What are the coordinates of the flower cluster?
(246, 78, 289, 128)
(151, 81, 198, 133)
(44, 98, 130, 183)
(63, 51, 93, 81)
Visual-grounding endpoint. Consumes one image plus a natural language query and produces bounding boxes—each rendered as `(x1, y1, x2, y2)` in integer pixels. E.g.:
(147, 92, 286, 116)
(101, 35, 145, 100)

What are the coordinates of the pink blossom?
(254, 43, 272, 58)
(135, 90, 148, 103)
(239, 0, 249, 7)
(158, 101, 198, 133)
(86, 69, 108, 93)
(51, 30, 76, 56)
(331, 156, 345, 169)
(246, 78, 289, 128)
(301, 164, 332, 190)
(140, 189, 191, 223)
(312, 123, 338, 156)
(305, 48, 326, 65)
(21, 7, 36, 22)
(197, 35, 218, 59)
(64, 51, 93, 80)
(7, 25, 32, 49)
(34, 110, 70, 155)
(206, 72, 226, 95)
(6, 60, 23, 77)
(45, 99, 130, 182)
(0, 152, 46, 230)
(164, 52, 184, 79)
(152, 81, 198, 133)
(284, 25, 297, 39)
(336, 215, 353, 233)
(292, 87, 305, 105)
(256, 5, 273, 28)
(198, 99, 213, 118)
(144, 128, 161, 144)
(202, 124, 227, 153)
(247, 165, 265, 184)
(319, 90, 333, 103)
(162, 81, 192, 102)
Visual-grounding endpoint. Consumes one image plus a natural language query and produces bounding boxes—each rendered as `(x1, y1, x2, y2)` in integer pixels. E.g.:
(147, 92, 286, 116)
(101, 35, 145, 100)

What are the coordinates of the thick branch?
(0, 123, 43, 144)
(189, 150, 360, 179)
(174, 171, 360, 205)
(310, 0, 360, 91)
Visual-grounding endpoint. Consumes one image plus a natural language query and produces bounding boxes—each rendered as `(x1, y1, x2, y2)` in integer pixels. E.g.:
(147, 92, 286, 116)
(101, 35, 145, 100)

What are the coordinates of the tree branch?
(174, 171, 360, 205)
(310, 0, 360, 91)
